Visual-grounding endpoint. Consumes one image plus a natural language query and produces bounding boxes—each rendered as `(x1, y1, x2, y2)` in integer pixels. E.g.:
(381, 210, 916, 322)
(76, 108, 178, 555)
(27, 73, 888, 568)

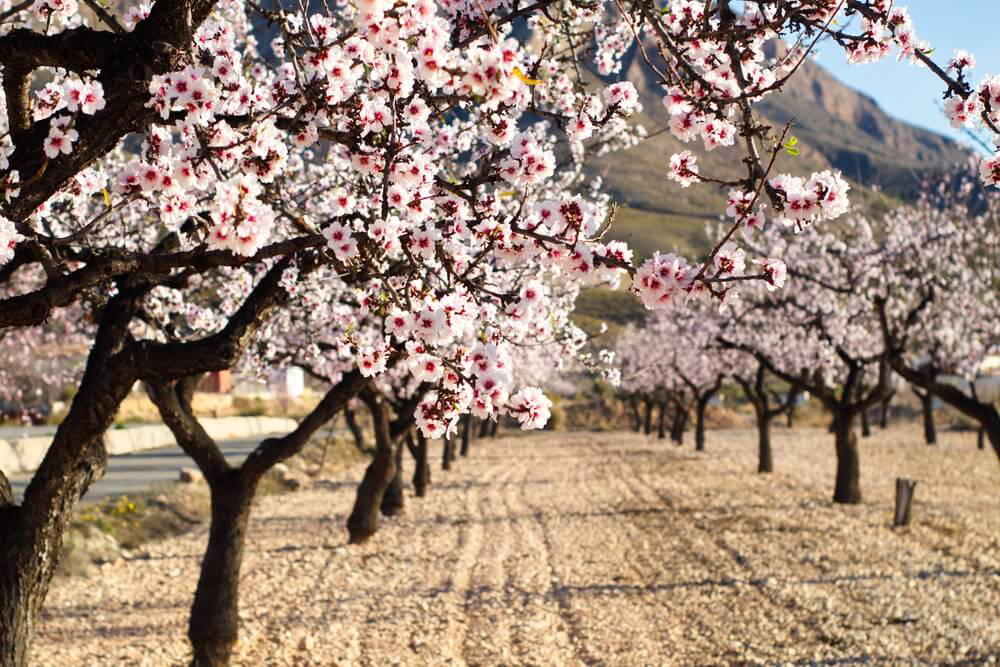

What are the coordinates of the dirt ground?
(31, 424, 1000, 666)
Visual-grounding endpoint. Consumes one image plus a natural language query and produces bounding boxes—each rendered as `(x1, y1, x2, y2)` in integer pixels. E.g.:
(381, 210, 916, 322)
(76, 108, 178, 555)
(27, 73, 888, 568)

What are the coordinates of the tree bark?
(188, 473, 257, 667)
(643, 398, 653, 435)
(982, 412, 1000, 458)
(670, 404, 687, 445)
(478, 419, 490, 438)
(412, 431, 430, 497)
(979, 426, 986, 451)
(442, 433, 455, 471)
(380, 437, 405, 517)
(347, 392, 395, 544)
(860, 404, 871, 438)
(656, 401, 667, 440)
(344, 406, 365, 451)
(459, 415, 471, 456)
(0, 293, 139, 667)
(915, 389, 936, 445)
(879, 392, 893, 429)
(756, 411, 773, 474)
(785, 388, 800, 428)
(489, 420, 498, 437)
(629, 396, 642, 432)
(694, 395, 712, 452)
(832, 412, 862, 504)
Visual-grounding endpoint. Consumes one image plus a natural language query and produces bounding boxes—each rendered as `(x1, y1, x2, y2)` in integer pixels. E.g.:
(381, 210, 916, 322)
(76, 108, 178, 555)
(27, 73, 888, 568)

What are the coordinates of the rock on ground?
(31, 425, 1000, 665)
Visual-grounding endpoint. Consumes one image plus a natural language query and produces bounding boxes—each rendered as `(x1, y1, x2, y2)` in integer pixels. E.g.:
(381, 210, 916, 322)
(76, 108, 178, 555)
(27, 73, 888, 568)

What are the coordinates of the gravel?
(31, 424, 1000, 665)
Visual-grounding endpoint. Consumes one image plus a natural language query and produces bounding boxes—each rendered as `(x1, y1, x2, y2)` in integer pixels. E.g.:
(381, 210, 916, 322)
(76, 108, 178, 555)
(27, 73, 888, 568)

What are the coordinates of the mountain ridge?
(592, 41, 973, 260)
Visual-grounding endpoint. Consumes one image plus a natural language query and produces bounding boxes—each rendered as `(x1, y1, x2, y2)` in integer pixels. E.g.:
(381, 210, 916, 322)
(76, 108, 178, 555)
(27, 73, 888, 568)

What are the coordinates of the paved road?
(0, 424, 58, 439)
(9, 439, 260, 503)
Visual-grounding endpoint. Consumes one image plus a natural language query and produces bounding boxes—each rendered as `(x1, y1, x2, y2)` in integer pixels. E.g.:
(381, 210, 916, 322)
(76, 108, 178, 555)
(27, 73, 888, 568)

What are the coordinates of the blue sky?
(814, 1, 1000, 149)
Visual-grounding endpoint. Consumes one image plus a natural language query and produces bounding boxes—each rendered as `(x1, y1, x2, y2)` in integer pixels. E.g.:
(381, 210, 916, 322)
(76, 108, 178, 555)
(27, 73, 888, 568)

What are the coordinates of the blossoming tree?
(1, 0, 999, 665)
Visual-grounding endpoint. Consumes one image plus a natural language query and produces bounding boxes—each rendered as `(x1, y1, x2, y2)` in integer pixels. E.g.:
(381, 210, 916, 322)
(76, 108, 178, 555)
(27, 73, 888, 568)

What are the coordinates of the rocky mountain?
(592, 42, 973, 260)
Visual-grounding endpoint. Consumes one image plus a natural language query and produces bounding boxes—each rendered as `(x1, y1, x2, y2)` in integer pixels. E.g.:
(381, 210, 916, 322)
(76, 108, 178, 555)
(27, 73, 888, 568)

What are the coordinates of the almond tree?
(729, 354, 798, 474)
(724, 219, 891, 504)
(1, 1, 999, 664)
(870, 173, 1000, 460)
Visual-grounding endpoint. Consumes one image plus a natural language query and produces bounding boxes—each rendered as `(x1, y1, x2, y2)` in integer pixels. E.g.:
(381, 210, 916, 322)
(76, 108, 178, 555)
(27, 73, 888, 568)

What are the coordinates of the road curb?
(0, 417, 298, 477)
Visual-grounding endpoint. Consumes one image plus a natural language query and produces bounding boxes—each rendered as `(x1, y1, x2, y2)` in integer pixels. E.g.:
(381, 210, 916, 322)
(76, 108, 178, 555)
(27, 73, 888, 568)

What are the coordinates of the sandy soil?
(31, 424, 1000, 666)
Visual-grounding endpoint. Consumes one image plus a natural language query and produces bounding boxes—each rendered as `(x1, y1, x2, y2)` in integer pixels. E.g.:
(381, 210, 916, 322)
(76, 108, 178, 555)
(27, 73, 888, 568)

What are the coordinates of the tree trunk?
(478, 419, 490, 438)
(188, 473, 257, 667)
(344, 406, 365, 450)
(412, 432, 430, 497)
(0, 530, 37, 667)
(0, 302, 137, 667)
(694, 396, 709, 452)
(756, 411, 773, 474)
(917, 390, 936, 445)
(979, 426, 986, 451)
(459, 415, 471, 456)
(785, 388, 799, 428)
(643, 398, 653, 435)
(879, 393, 892, 429)
(656, 401, 667, 440)
(860, 406, 871, 438)
(670, 404, 687, 445)
(489, 420, 498, 437)
(442, 434, 455, 471)
(982, 411, 1000, 459)
(629, 397, 642, 432)
(380, 438, 405, 516)
(347, 394, 395, 544)
(832, 412, 862, 504)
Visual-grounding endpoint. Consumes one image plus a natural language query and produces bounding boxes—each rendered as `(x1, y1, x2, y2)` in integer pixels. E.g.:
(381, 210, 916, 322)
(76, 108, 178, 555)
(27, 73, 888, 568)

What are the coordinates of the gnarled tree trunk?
(380, 437, 405, 516)
(656, 401, 667, 440)
(0, 296, 138, 667)
(832, 411, 862, 504)
(344, 406, 365, 451)
(347, 392, 395, 544)
(189, 473, 257, 667)
(643, 398, 653, 435)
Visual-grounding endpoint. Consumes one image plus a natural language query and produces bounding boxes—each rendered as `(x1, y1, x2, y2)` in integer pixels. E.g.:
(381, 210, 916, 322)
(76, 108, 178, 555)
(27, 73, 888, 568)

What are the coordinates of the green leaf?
(783, 135, 800, 156)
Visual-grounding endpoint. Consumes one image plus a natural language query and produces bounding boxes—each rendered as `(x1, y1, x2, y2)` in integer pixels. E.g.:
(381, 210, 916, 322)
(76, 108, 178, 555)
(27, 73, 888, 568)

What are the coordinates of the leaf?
(783, 136, 800, 156)
(511, 66, 543, 86)
(499, 190, 517, 198)
(102, 188, 111, 207)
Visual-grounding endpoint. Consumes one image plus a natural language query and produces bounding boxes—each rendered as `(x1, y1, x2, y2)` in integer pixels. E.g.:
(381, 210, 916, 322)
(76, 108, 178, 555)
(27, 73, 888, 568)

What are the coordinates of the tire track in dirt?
(598, 439, 742, 660)
(512, 440, 607, 667)
(501, 439, 595, 666)
(458, 450, 518, 666)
